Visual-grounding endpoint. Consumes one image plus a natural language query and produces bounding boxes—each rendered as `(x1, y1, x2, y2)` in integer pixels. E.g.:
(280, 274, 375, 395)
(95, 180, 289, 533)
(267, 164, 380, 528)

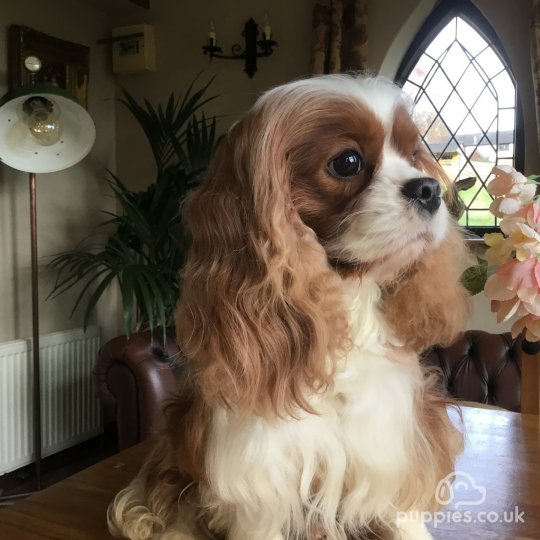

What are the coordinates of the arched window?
(395, 0, 523, 231)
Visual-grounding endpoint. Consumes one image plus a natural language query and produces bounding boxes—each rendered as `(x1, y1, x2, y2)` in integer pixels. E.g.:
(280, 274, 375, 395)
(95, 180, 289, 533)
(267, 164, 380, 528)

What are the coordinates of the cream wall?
(112, 0, 318, 191)
(114, 0, 539, 184)
(0, 0, 120, 343)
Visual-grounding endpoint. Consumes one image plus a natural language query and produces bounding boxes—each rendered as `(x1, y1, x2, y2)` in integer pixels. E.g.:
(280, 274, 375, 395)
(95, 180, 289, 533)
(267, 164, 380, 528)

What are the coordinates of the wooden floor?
(0, 431, 116, 501)
(0, 438, 146, 539)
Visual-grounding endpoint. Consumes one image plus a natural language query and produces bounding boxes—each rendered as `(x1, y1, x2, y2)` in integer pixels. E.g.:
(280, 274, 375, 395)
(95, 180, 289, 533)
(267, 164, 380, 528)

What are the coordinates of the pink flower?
(483, 232, 513, 264)
(499, 217, 540, 261)
(497, 257, 540, 290)
(513, 224, 540, 261)
(487, 165, 536, 199)
(515, 202, 540, 232)
(511, 314, 540, 341)
(489, 197, 525, 218)
(487, 166, 536, 217)
(484, 167, 540, 341)
(484, 258, 540, 323)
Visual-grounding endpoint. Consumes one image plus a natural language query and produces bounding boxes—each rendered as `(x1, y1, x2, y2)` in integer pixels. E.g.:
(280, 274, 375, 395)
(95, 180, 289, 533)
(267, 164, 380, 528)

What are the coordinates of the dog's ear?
(176, 109, 349, 416)
(382, 152, 472, 353)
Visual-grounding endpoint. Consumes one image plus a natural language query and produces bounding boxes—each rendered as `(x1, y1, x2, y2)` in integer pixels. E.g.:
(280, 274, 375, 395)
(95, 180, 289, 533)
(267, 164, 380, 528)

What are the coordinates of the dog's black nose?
(401, 177, 441, 215)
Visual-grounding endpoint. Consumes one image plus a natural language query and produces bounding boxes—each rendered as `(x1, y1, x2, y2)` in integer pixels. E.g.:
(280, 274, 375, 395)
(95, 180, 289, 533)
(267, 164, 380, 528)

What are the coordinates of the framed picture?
(8, 25, 90, 108)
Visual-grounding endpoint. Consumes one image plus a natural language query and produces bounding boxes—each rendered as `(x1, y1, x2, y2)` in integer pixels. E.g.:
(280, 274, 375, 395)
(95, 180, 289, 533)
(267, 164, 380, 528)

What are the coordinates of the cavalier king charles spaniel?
(109, 74, 471, 540)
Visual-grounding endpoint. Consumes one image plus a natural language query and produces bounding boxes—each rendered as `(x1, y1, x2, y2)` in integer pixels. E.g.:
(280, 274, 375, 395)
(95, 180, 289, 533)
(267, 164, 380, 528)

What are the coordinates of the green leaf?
(83, 271, 118, 331)
(120, 268, 135, 335)
(136, 269, 155, 333)
(48, 75, 218, 335)
(69, 268, 111, 318)
(461, 257, 488, 296)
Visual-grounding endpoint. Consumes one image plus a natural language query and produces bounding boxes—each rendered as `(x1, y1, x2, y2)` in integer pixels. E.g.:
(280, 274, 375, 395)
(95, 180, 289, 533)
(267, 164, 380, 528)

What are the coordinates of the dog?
(108, 74, 470, 540)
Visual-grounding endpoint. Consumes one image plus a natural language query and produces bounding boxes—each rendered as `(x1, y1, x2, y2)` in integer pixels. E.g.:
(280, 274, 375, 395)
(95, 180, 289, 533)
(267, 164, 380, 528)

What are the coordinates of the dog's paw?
(108, 479, 167, 539)
(398, 524, 433, 540)
(397, 514, 433, 540)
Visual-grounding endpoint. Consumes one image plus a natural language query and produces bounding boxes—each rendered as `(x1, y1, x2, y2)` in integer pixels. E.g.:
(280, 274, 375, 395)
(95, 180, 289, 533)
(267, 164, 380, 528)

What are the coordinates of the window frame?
(394, 0, 524, 235)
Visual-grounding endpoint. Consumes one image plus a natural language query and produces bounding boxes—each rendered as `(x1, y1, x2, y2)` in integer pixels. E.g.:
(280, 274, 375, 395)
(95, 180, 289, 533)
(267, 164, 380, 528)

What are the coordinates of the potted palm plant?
(48, 78, 218, 338)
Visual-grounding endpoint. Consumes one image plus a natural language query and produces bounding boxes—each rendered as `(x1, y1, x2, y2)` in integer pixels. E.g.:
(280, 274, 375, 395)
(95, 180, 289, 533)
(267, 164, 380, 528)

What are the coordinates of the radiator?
(0, 326, 102, 475)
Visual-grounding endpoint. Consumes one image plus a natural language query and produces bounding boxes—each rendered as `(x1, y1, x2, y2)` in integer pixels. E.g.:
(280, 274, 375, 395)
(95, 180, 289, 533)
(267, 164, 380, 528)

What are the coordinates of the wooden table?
(0, 407, 538, 539)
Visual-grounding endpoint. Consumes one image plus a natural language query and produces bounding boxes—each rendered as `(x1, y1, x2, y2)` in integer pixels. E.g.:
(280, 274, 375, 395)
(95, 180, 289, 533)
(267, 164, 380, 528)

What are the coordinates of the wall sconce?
(202, 15, 278, 78)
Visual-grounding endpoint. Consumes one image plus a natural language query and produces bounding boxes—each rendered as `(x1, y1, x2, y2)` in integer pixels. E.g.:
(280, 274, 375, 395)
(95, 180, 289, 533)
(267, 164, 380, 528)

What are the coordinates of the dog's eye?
(411, 150, 419, 164)
(328, 149, 363, 179)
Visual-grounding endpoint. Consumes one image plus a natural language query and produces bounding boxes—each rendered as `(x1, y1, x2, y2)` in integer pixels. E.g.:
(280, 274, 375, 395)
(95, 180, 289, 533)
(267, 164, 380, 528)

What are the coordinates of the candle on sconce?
(208, 18, 217, 47)
(202, 16, 278, 78)
(263, 12, 272, 41)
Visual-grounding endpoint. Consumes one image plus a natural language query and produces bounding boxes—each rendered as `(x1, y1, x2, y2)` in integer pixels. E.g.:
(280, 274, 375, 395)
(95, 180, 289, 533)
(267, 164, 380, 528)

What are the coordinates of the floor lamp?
(0, 56, 95, 501)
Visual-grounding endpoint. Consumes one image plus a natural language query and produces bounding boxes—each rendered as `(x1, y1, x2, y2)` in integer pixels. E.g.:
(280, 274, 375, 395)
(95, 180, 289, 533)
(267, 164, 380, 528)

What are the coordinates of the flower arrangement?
(483, 165, 540, 342)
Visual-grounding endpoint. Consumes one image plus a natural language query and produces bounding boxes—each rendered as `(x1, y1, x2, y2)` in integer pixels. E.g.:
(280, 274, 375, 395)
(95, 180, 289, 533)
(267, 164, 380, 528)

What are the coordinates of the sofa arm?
(94, 331, 181, 450)
(422, 330, 522, 412)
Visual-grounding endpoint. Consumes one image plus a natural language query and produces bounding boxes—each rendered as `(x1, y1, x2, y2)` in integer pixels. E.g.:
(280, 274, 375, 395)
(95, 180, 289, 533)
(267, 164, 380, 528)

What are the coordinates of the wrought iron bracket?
(202, 18, 278, 78)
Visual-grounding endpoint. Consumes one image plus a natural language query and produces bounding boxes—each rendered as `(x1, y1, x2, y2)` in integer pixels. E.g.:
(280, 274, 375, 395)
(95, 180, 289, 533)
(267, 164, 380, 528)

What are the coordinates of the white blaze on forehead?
(258, 74, 411, 132)
(380, 143, 423, 182)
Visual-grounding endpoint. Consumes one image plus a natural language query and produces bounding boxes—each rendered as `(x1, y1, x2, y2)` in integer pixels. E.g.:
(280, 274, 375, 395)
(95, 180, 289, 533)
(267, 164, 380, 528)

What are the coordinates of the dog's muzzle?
(401, 177, 441, 216)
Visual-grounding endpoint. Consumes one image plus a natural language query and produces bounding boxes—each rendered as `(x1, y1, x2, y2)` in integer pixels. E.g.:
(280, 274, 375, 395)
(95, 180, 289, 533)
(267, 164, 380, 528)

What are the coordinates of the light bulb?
(23, 96, 62, 146)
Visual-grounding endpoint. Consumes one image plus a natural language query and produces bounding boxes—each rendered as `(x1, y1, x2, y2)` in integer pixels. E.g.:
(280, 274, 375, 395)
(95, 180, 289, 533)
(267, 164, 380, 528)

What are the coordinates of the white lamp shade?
(0, 85, 96, 174)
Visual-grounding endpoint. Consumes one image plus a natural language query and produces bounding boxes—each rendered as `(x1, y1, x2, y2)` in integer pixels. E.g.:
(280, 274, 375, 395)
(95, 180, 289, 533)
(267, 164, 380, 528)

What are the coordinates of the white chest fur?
(203, 278, 425, 540)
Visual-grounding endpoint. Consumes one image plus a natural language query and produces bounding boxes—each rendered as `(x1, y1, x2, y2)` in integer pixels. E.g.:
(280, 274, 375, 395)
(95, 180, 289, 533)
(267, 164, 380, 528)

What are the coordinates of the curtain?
(311, 0, 368, 75)
(532, 0, 540, 152)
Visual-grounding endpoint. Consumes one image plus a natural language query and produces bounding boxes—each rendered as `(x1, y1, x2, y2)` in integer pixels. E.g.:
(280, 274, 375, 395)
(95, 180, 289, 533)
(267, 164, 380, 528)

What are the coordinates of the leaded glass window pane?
(401, 16, 517, 228)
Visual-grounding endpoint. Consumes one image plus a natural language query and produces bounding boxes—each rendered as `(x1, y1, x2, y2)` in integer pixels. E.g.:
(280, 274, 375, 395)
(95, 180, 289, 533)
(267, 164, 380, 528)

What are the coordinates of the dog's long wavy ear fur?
(176, 107, 349, 416)
(382, 151, 472, 353)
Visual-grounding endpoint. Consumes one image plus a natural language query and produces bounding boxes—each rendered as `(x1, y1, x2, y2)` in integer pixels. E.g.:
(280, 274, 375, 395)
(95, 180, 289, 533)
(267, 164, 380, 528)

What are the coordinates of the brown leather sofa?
(422, 330, 521, 411)
(95, 332, 181, 450)
(94, 330, 522, 451)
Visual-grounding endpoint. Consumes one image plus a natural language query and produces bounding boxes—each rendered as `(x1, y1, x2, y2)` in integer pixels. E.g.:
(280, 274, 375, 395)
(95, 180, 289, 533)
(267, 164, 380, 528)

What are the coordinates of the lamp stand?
(0, 173, 42, 505)
(0, 60, 96, 506)
(29, 171, 42, 491)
